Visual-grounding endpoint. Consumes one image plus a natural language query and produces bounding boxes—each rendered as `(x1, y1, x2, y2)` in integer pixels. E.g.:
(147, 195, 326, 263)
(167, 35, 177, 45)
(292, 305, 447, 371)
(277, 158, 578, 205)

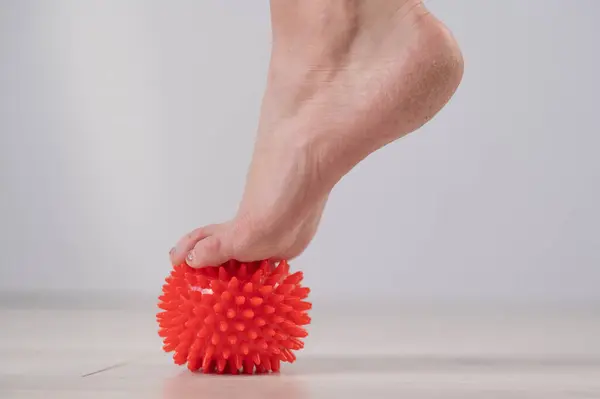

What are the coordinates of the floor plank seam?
(81, 362, 128, 378)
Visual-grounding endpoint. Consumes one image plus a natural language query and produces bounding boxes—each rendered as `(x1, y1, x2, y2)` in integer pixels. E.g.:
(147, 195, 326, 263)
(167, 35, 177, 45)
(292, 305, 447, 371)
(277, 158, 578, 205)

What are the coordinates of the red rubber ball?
(157, 259, 311, 374)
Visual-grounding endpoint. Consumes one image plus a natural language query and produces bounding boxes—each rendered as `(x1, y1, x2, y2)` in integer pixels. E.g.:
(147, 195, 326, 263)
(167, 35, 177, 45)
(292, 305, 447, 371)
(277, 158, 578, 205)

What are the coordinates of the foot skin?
(171, 0, 464, 268)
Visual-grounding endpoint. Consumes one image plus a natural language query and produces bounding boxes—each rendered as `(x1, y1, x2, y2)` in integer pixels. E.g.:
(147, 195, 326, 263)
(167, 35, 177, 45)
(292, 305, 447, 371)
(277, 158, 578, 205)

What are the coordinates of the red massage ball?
(157, 259, 311, 374)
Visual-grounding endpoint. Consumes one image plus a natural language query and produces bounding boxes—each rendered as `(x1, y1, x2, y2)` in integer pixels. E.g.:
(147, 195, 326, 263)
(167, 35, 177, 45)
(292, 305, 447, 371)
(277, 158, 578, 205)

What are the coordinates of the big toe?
(170, 224, 222, 266)
(185, 232, 233, 268)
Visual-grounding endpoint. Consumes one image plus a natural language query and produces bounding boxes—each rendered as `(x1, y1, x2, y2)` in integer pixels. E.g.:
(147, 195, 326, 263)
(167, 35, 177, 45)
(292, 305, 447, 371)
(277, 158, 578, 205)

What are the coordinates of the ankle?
(269, 0, 422, 66)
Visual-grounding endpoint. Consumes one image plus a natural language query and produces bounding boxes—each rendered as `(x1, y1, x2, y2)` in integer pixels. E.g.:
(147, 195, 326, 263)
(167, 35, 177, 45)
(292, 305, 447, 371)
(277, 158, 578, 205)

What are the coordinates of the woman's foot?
(171, 0, 464, 268)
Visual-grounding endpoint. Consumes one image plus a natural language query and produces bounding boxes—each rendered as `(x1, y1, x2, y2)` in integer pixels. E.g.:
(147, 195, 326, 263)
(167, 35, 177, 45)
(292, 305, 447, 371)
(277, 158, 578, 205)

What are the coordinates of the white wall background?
(1, 1, 599, 302)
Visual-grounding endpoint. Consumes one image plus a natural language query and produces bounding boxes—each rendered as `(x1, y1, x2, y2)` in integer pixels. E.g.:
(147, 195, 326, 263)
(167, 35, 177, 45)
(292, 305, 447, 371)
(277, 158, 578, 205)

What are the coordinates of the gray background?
(1, 0, 599, 303)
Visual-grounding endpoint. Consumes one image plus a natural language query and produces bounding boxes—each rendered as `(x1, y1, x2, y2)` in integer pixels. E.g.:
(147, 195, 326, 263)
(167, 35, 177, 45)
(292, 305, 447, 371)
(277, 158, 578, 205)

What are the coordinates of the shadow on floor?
(162, 370, 308, 399)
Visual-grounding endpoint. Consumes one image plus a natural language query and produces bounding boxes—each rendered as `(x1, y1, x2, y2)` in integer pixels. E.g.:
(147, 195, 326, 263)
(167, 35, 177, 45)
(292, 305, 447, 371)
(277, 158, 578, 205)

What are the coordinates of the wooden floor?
(1, 300, 599, 398)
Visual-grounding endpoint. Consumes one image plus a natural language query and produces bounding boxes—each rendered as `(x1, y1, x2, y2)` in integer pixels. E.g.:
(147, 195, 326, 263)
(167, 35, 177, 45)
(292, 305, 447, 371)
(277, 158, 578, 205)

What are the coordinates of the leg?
(171, 0, 463, 268)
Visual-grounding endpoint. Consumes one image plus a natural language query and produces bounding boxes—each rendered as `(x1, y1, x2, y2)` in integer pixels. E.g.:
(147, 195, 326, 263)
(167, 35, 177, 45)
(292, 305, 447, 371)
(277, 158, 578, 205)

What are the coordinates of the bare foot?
(171, 0, 464, 268)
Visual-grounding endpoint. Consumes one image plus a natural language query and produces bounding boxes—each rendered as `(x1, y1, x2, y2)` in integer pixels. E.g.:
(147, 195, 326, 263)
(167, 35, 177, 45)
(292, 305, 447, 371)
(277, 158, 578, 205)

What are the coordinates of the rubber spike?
(221, 291, 232, 302)
(219, 321, 229, 332)
(218, 266, 229, 281)
(248, 329, 258, 340)
(243, 358, 254, 374)
(295, 301, 312, 311)
(261, 355, 272, 371)
(275, 284, 295, 295)
(227, 277, 239, 292)
(283, 272, 304, 287)
(263, 305, 276, 314)
(238, 263, 248, 280)
(257, 339, 269, 351)
(187, 356, 201, 372)
(250, 297, 264, 307)
(235, 296, 246, 306)
(174, 351, 188, 365)
(217, 357, 227, 374)
(243, 282, 253, 294)
(202, 345, 215, 372)
(234, 354, 242, 370)
(281, 348, 296, 363)
(228, 358, 239, 374)
(272, 358, 281, 372)
(222, 348, 231, 360)
(253, 352, 261, 365)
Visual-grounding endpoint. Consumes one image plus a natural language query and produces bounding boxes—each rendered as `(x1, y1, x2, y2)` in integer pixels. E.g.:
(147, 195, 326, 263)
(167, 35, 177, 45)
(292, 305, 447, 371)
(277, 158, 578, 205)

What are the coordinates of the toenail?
(186, 251, 195, 264)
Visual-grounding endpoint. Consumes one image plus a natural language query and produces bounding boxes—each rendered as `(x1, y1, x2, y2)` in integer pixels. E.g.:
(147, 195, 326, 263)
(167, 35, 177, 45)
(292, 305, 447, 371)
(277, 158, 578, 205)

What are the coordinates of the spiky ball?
(157, 259, 311, 374)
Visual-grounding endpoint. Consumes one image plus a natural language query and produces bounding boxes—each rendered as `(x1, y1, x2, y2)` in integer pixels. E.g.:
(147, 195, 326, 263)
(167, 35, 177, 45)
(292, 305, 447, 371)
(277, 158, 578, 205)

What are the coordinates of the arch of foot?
(157, 259, 312, 374)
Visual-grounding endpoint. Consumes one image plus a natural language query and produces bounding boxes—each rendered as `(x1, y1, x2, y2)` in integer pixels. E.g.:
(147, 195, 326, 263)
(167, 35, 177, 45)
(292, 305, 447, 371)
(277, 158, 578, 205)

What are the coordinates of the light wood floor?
(1, 299, 599, 398)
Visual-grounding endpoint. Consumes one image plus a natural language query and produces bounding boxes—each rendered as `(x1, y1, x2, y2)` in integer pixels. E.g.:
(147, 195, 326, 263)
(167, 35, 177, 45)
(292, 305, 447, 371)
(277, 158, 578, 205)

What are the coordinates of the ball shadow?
(162, 369, 309, 399)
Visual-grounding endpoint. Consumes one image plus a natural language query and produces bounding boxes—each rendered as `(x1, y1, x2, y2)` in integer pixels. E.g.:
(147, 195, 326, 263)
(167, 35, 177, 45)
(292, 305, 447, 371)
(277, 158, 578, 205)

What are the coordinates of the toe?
(170, 224, 219, 265)
(185, 234, 232, 268)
